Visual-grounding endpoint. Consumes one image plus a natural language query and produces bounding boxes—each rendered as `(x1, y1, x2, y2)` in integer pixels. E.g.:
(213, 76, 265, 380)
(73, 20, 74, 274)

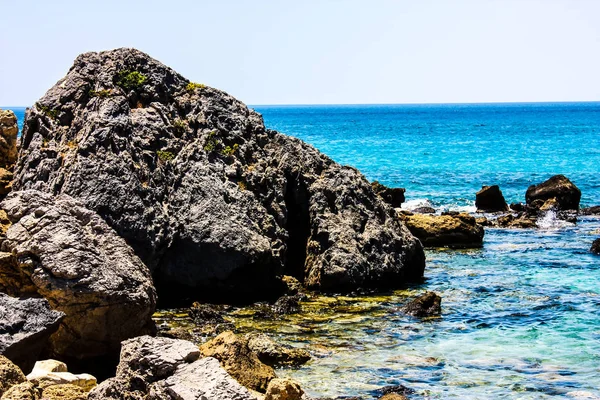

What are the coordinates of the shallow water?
(9, 103, 600, 398)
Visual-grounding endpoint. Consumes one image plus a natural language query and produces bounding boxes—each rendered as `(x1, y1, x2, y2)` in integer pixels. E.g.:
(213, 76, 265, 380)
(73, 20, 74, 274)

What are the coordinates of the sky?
(0, 0, 599, 106)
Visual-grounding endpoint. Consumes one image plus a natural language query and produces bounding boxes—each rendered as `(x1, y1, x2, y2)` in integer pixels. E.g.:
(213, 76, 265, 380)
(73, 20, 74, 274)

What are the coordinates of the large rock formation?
(12, 48, 424, 303)
(399, 211, 484, 248)
(0, 294, 64, 373)
(526, 175, 581, 211)
(88, 336, 257, 400)
(0, 190, 156, 363)
(475, 185, 508, 212)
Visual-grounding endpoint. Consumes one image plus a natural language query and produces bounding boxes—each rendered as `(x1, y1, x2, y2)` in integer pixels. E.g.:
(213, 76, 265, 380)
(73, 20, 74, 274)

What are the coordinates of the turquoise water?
(9, 103, 600, 398)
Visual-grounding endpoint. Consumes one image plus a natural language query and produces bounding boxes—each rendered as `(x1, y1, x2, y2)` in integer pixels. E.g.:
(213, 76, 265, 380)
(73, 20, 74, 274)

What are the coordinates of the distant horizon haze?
(1, 0, 599, 106)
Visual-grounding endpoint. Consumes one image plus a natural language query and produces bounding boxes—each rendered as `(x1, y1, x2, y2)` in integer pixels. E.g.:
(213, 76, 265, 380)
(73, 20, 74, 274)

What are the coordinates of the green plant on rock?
(89, 89, 112, 98)
(36, 103, 59, 119)
(221, 143, 239, 156)
(173, 118, 188, 133)
(203, 130, 219, 152)
(238, 180, 247, 191)
(186, 82, 205, 92)
(116, 70, 147, 91)
(157, 150, 175, 162)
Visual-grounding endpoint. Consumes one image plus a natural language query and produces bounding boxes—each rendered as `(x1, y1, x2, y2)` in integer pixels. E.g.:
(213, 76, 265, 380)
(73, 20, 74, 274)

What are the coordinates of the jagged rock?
(281, 275, 303, 295)
(412, 206, 436, 214)
(13, 48, 424, 304)
(41, 384, 87, 400)
(0, 294, 64, 373)
(0, 110, 18, 169)
(591, 239, 600, 255)
(526, 175, 581, 211)
(0, 381, 39, 400)
(494, 213, 537, 229)
(0, 211, 9, 236)
(88, 336, 256, 400)
(399, 212, 484, 248)
(403, 292, 442, 317)
(187, 303, 234, 336)
(373, 385, 414, 399)
(0, 356, 26, 397)
(581, 206, 600, 216)
(246, 333, 311, 367)
(0, 168, 12, 197)
(475, 185, 508, 212)
(0, 190, 156, 362)
(510, 202, 526, 212)
(371, 181, 405, 208)
(200, 331, 276, 393)
(265, 378, 304, 400)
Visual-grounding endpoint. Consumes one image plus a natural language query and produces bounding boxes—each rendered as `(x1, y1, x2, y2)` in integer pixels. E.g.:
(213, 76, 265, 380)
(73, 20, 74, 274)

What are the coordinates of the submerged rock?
(246, 332, 311, 367)
(0, 356, 26, 397)
(13, 48, 424, 304)
(88, 335, 256, 400)
(591, 239, 600, 255)
(399, 211, 484, 248)
(581, 206, 600, 216)
(0, 294, 64, 373)
(476, 185, 508, 212)
(403, 292, 442, 317)
(371, 181, 406, 208)
(200, 331, 276, 393)
(526, 175, 581, 211)
(0, 109, 18, 169)
(0, 190, 156, 363)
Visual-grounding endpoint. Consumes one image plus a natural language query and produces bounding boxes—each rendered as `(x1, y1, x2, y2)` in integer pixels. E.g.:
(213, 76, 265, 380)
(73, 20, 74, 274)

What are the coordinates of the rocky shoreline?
(1, 48, 599, 399)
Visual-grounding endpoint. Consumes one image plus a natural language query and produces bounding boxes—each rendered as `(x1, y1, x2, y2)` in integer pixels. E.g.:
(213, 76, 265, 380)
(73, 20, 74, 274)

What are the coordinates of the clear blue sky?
(1, 0, 599, 106)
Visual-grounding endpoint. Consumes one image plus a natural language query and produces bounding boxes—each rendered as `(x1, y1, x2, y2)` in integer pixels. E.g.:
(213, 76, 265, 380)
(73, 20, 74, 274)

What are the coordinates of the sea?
(8, 103, 600, 399)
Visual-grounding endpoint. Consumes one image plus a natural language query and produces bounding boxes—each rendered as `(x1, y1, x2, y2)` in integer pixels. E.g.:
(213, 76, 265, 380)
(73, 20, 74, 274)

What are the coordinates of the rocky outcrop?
(476, 185, 508, 212)
(0, 190, 156, 362)
(371, 181, 405, 208)
(0, 356, 26, 397)
(200, 331, 276, 393)
(0, 294, 64, 372)
(0, 110, 18, 169)
(88, 335, 256, 400)
(13, 48, 424, 303)
(265, 378, 304, 400)
(526, 175, 581, 211)
(403, 292, 442, 317)
(399, 211, 484, 248)
(591, 239, 600, 255)
(246, 333, 311, 367)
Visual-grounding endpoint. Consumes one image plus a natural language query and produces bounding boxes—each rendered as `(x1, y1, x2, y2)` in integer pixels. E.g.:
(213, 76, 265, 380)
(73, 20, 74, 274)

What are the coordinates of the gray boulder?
(0, 294, 64, 373)
(13, 48, 425, 303)
(88, 336, 257, 400)
(0, 190, 156, 362)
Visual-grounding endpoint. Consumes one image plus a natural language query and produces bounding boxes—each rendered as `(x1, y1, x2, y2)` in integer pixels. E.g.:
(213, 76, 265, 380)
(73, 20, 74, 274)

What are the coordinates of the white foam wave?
(401, 198, 434, 211)
(536, 210, 574, 230)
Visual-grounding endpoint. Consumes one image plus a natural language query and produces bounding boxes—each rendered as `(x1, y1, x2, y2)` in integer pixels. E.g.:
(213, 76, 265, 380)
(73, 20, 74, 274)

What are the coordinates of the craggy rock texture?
(475, 185, 508, 212)
(526, 175, 581, 211)
(591, 239, 600, 255)
(403, 292, 442, 317)
(0, 356, 26, 397)
(89, 336, 256, 400)
(399, 211, 484, 248)
(0, 381, 39, 400)
(0, 190, 156, 361)
(0, 110, 18, 168)
(371, 181, 405, 208)
(246, 332, 311, 367)
(200, 331, 276, 393)
(41, 384, 87, 400)
(265, 378, 304, 400)
(13, 48, 424, 303)
(0, 294, 64, 372)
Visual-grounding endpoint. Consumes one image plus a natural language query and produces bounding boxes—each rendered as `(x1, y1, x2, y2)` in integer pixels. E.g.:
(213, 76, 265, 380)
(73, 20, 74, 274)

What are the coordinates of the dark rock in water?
(89, 336, 256, 400)
(13, 48, 424, 304)
(399, 212, 484, 248)
(0, 190, 156, 364)
(476, 185, 509, 212)
(0, 293, 64, 373)
(189, 303, 228, 324)
(581, 205, 600, 215)
(200, 331, 276, 393)
(272, 294, 303, 315)
(510, 202, 526, 212)
(494, 213, 537, 229)
(591, 239, 600, 255)
(246, 332, 311, 367)
(373, 384, 415, 399)
(412, 206, 436, 214)
(371, 181, 406, 208)
(403, 292, 442, 317)
(526, 175, 581, 211)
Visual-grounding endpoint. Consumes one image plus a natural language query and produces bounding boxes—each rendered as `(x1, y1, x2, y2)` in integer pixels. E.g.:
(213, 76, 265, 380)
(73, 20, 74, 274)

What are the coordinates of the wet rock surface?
(591, 239, 600, 255)
(246, 332, 311, 367)
(0, 190, 156, 363)
(476, 185, 508, 212)
(526, 175, 581, 211)
(13, 48, 424, 304)
(265, 377, 305, 400)
(403, 292, 442, 317)
(399, 211, 484, 248)
(0, 294, 64, 372)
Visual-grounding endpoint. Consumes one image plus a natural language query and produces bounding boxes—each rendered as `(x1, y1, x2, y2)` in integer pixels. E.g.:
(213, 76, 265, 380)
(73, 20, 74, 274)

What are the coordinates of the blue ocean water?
(8, 103, 600, 399)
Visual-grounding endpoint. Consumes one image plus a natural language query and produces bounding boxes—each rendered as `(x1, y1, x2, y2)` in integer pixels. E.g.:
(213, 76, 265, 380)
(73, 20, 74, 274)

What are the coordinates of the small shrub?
(116, 70, 147, 91)
(221, 143, 239, 156)
(42, 138, 49, 148)
(36, 103, 59, 119)
(89, 89, 112, 98)
(186, 82, 205, 92)
(66, 140, 77, 149)
(203, 131, 219, 152)
(238, 181, 247, 191)
(173, 118, 188, 133)
(157, 150, 175, 162)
